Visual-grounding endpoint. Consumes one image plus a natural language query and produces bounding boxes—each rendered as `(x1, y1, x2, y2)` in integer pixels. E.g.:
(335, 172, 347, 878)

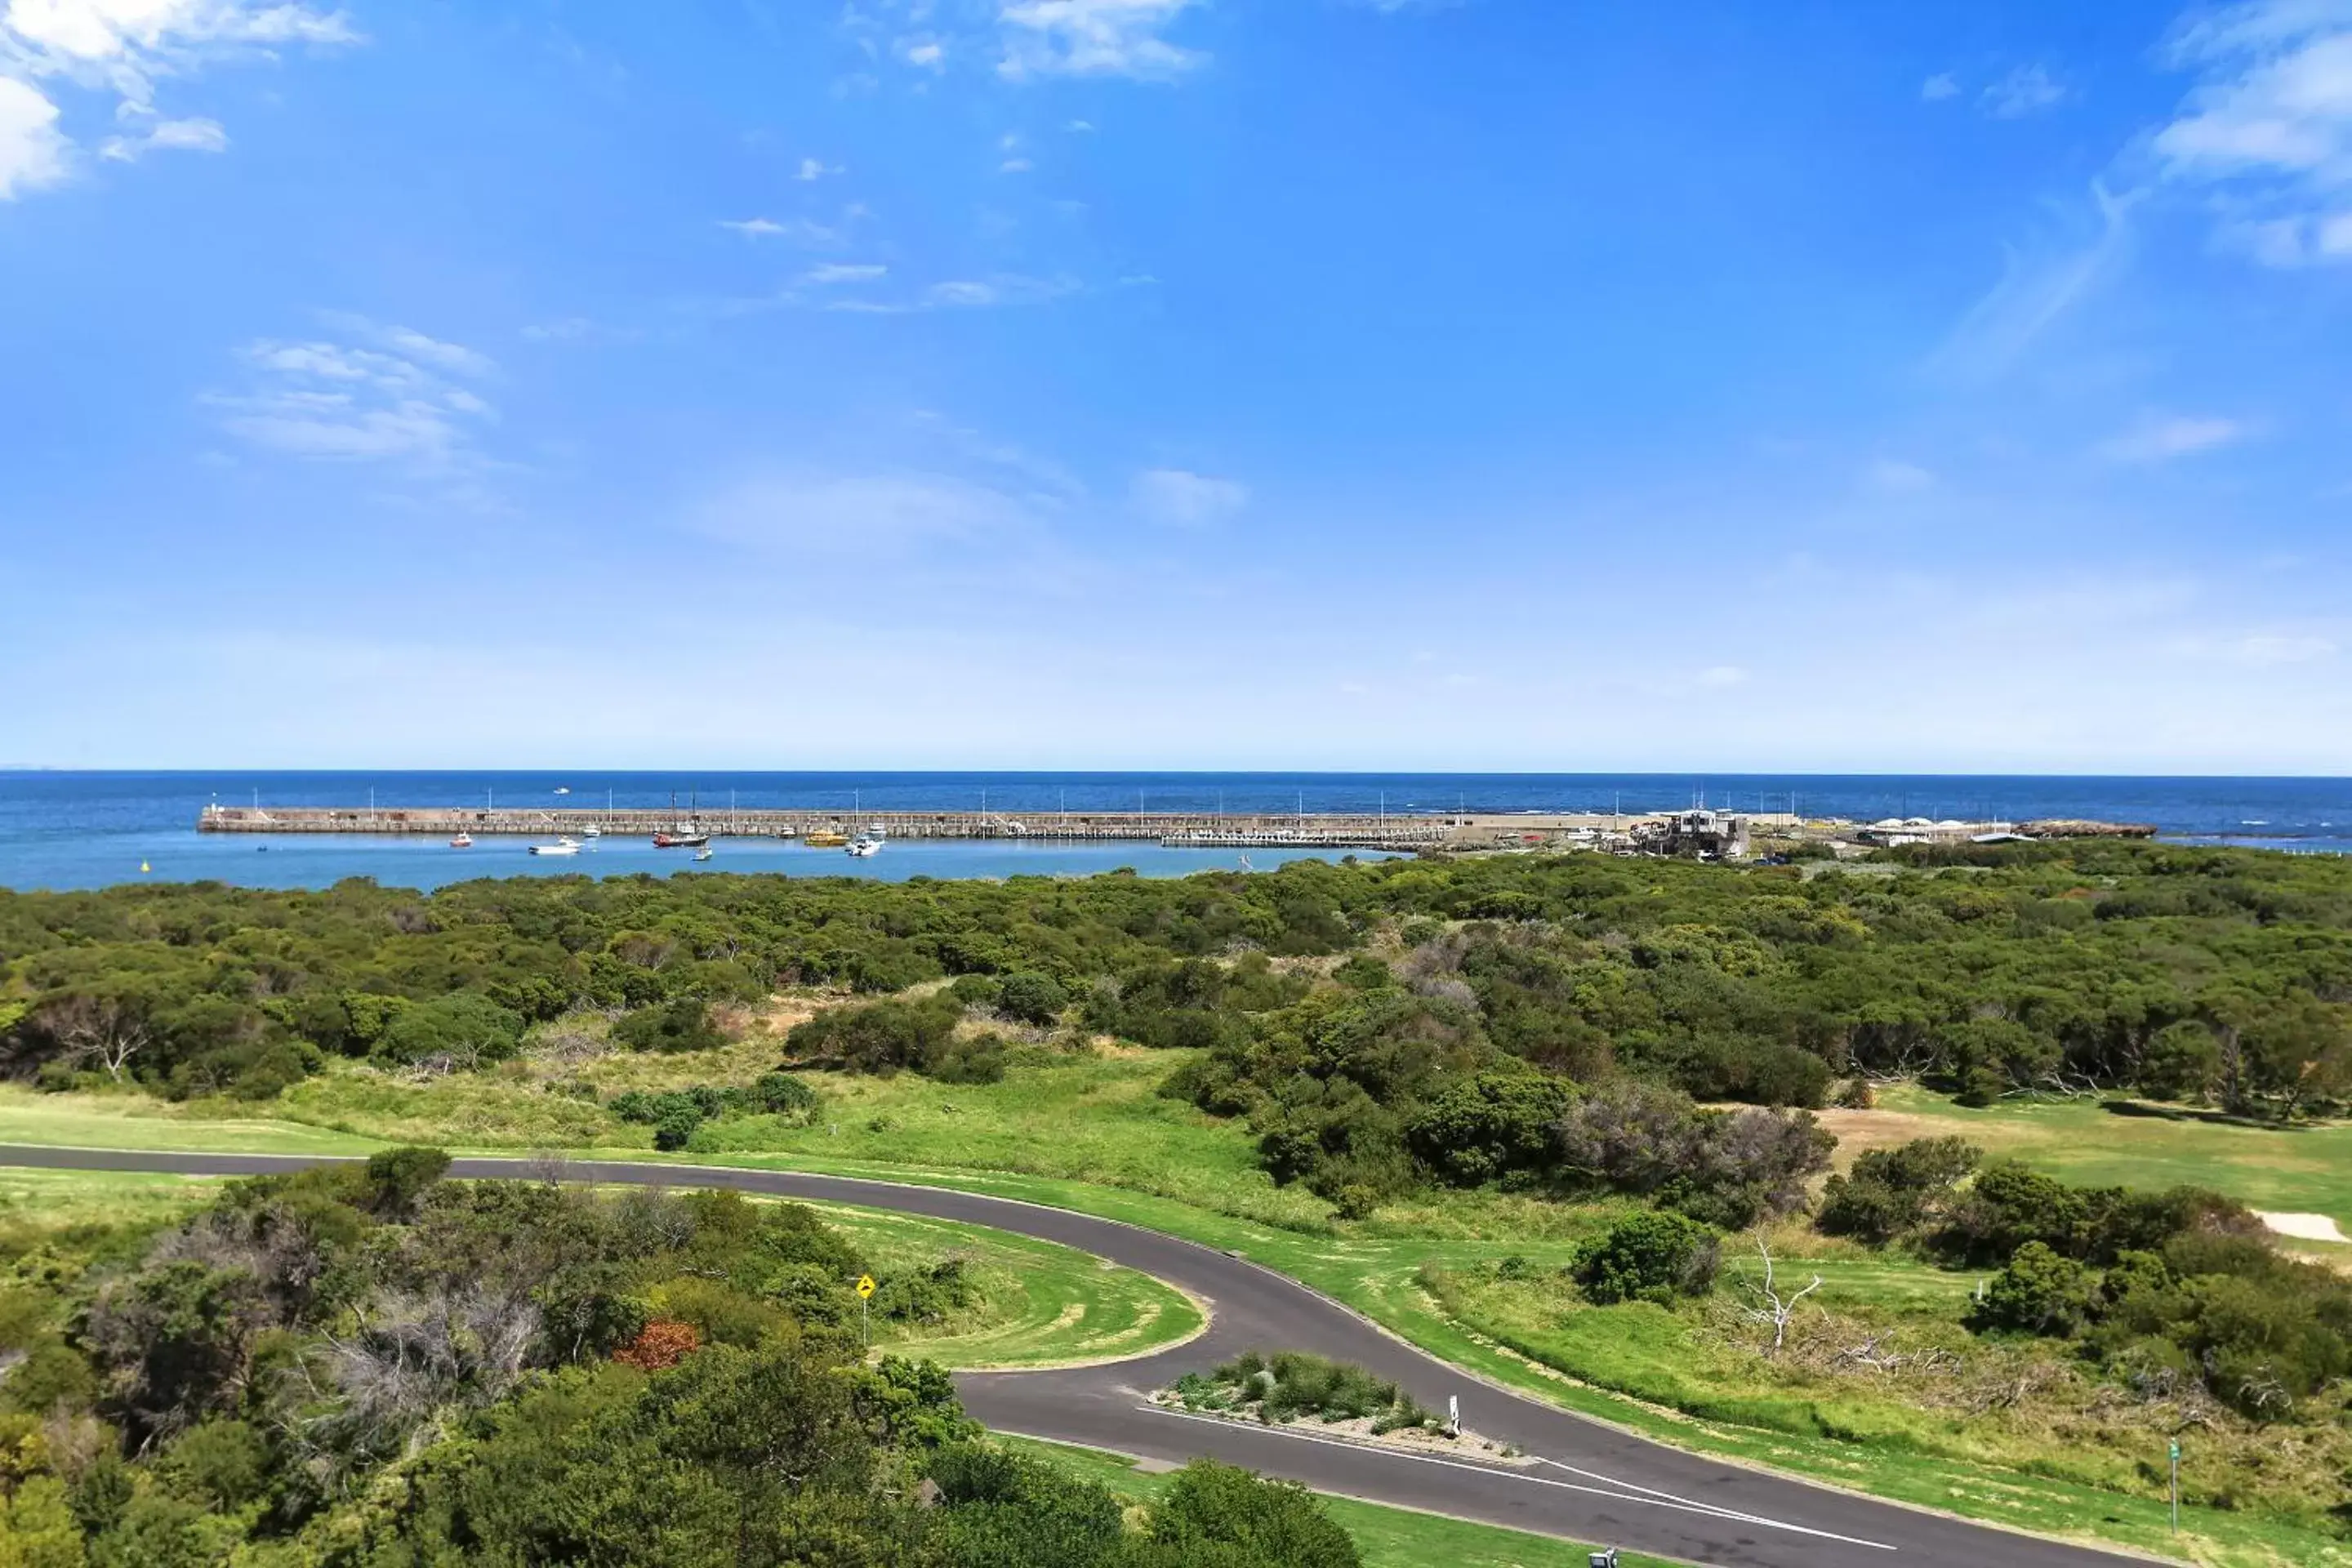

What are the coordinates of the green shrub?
(1147, 1458, 1361, 1567)
(1967, 1241, 2096, 1337)
(996, 972, 1070, 1026)
(754, 1071, 821, 1119)
(372, 993, 523, 1068)
(1570, 1210, 1719, 1306)
(786, 996, 961, 1076)
(613, 997, 725, 1054)
(1404, 1071, 1571, 1187)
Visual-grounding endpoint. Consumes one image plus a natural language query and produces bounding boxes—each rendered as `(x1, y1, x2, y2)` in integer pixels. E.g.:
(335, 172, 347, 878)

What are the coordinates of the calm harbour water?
(2, 771, 2348, 893)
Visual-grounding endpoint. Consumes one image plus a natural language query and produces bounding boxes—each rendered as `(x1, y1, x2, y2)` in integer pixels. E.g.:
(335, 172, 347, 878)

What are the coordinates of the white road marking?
(1134, 1405, 1896, 1551)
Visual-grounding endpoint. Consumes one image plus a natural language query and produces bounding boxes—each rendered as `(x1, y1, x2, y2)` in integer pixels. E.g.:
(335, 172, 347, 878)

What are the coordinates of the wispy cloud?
(801, 262, 888, 285)
(207, 316, 497, 470)
(718, 216, 848, 246)
(1864, 458, 1936, 493)
(0, 0, 359, 198)
(1927, 182, 2136, 381)
(1919, 73, 1959, 102)
(795, 156, 842, 180)
(1981, 64, 2067, 118)
(998, 0, 1205, 81)
(99, 112, 225, 161)
(688, 473, 1036, 555)
(2154, 0, 2352, 265)
(1133, 466, 1247, 524)
(2096, 413, 2248, 463)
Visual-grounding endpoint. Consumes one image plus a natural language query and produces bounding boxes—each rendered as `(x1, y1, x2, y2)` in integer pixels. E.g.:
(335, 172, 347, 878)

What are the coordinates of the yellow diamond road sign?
(856, 1275, 876, 1298)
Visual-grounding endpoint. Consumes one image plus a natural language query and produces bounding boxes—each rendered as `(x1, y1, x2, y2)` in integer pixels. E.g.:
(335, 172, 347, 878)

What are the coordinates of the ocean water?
(1, 771, 2347, 893)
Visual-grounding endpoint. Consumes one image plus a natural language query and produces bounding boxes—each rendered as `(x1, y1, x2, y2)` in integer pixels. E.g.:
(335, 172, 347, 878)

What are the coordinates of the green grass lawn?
(802, 1200, 1204, 1369)
(1824, 1085, 2352, 1233)
(1001, 1436, 1675, 1568)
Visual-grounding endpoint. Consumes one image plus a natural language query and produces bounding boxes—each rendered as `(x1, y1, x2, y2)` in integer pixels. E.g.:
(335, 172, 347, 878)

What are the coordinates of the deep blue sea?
(2, 771, 2347, 893)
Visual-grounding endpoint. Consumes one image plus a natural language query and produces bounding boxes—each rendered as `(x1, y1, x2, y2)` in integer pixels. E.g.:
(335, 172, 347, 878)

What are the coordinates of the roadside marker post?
(2168, 1439, 2180, 1533)
(857, 1274, 876, 1350)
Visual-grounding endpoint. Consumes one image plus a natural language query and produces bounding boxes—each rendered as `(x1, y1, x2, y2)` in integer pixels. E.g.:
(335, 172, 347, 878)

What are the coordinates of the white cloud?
(0, 0, 357, 196)
(1132, 466, 1247, 524)
(899, 37, 944, 69)
(2155, 1, 2352, 263)
(2096, 413, 2247, 463)
(1919, 72, 1959, 102)
(998, 0, 1205, 81)
(0, 75, 67, 196)
(1981, 64, 2066, 118)
(375, 322, 495, 376)
(210, 316, 495, 470)
(1065, 117, 1094, 131)
(1864, 458, 1936, 492)
(1695, 665, 1750, 688)
(800, 262, 886, 284)
(1000, 155, 1032, 172)
(795, 155, 841, 180)
(719, 215, 849, 246)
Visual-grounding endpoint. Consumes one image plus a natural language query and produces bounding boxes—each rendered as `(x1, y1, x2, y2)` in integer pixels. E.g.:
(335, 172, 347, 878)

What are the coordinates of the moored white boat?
(846, 836, 883, 858)
(529, 837, 581, 857)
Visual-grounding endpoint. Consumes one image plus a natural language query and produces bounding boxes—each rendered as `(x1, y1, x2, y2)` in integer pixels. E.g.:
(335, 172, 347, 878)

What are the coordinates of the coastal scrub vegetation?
(0, 1152, 1357, 1566)
(4, 841, 2345, 1120)
(6, 843, 2352, 1550)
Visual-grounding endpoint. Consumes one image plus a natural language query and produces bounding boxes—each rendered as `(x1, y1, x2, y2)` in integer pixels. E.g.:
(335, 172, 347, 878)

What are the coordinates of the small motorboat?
(693, 847, 715, 862)
(529, 837, 581, 857)
(451, 833, 474, 849)
(804, 830, 848, 848)
(581, 824, 601, 839)
(554, 786, 571, 795)
(845, 836, 883, 858)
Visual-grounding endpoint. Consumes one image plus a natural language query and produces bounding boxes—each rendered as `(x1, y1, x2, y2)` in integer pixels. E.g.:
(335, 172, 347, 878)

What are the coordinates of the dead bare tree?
(44, 996, 151, 1082)
(1735, 1236, 1822, 1356)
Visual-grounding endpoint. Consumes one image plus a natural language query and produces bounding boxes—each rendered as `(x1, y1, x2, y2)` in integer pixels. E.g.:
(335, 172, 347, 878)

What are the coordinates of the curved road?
(1, 1147, 2147, 1568)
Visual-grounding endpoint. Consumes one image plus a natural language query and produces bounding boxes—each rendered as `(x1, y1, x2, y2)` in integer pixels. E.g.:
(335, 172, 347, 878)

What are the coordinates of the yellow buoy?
(140, 861, 150, 873)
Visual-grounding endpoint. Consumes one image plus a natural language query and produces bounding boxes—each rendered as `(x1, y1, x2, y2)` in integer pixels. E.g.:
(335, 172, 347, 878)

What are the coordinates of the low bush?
(785, 996, 961, 1076)
(1570, 1210, 1719, 1306)
(1179, 1350, 1437, 1436)
(612, 996, 725, 1054)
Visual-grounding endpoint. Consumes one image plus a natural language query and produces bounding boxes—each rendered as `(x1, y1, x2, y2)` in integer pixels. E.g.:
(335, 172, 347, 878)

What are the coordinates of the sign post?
(2167, 1439, 2180, 1533)
(857, 1274, 876, 1352)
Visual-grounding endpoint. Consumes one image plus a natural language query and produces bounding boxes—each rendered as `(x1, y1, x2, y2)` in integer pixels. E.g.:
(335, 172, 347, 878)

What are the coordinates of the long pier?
(195, 803, 1588, 850)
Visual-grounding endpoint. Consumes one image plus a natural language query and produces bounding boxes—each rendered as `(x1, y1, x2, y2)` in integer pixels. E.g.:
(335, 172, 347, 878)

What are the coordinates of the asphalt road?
(0, 1147, 2151, 1568)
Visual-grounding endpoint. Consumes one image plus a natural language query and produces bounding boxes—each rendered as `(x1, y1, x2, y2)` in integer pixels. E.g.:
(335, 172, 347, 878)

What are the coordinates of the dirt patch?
(1812, 1107, 1948, 1169)
(2258, 1210, 2350, 1245)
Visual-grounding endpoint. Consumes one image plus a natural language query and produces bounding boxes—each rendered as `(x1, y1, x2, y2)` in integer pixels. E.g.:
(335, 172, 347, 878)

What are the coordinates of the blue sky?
(3, 0, 2351, 773)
